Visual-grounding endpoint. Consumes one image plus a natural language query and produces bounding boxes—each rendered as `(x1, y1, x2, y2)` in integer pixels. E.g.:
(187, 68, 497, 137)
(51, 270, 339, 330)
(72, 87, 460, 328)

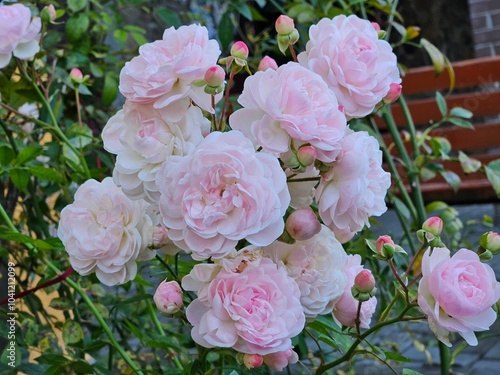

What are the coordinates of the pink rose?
(264, 225, 347, 319)
(229, 62, 347, 163)
(263, 347, 299, 371)
(298, 15, 401, 119)
(185, 257, 305, 355)
(156, 131, 290, 260)
(0, 4, 41, 69)
(418, 247, 500, 346)
(153, 280, 183, 314)
(102, 102, 209, 203)
(333, 254, 377, 328)
(119, 24, 221, 112)
(315, 129, 391, 242)
(58, 178, 155, 286)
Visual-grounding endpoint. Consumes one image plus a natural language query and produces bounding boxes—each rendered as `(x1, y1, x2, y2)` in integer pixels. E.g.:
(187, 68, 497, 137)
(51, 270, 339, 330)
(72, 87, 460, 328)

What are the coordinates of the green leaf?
(449, 106, 473, 119)
(440, 170, 461, 192)
(62, 321, 84, 346)
(156, 7, 182, 27)
(426, 201, 449, 213)
(34, 237, 64, 251)
(236, 4, 253, 21)
(102, 74, 118, 107)
(14, 145, 42, 166)
(218, 12, 234, 53)
(28, 165, 63, 183)
(67, 123, 93, 148)
(10, 167, 29, 191)
(50, 297, 74, 310)
(447, 117, 474, 129)
(485, 162, 500, 196)
(402, 369, 424, 375)
(68, 0, 88, 12)
(421, 38, 445, 75)
(0, 145, 15, 166)
(393, 196, 412, 220)
(435, 91, 447, 117)
(66, 14, 90, 42)
(384, 351, 411, 362)
(458, 151, 481, 173)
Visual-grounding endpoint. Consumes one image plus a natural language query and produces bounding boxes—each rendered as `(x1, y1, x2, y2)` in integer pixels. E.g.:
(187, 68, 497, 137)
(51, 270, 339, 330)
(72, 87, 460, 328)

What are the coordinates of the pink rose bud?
(383, 83, 402, 104)
(42, 4, 56, 22)
(204, 65, 225, 87)
(258, 55, 278, 71)
(153, 280, 183, 314)
(152, 225, 169, 248)
(243, 354, 263, 369)
(354, 269, 376, 293)
(69, 68, 83, 83)
(422, 216, 443, 237)
(371, 22, 381, 31)
(480, 231, 500, 255)
(285, 208, 321, 241)
(275, 15, 295, 35)
(375, 235, 395, 255)
(230, 41, 249, 60)
(297, 145, 317, 167)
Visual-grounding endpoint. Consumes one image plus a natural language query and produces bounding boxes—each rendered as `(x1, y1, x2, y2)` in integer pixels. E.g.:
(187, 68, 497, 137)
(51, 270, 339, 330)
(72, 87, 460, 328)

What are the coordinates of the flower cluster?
(53, 8, 500, 372)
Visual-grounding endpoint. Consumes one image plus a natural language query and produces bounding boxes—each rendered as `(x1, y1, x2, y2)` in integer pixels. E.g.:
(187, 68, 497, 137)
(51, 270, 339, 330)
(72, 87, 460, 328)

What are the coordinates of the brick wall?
(469, 0, 500, 57)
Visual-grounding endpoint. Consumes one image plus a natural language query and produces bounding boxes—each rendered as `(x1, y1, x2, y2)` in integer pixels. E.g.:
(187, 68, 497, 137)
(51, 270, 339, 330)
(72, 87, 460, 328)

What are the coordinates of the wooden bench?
(378, 56, 500, 204)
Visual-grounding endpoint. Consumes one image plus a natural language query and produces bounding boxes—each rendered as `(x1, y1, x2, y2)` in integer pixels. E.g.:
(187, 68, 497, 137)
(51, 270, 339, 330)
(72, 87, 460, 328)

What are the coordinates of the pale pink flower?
(58, 178, 155, 286)
(258, 56, 278, 71)
(285, 208, 321, 242)
(153, 280, 183, 314)
(333, 254, 377, 328)
(156, 131, 290, 260)
(102, 102, 209, 203)
(264, 225, 347, 319)
(263, 347, 299, 371)
(298, 15, 401, 119)
(0, 4, 41, 68)
(418, 247, 500, 346)
(229, 62, 347, 163)
(185, 256, 305, 355)
(315, 129, 391, 242)
(119, 24, 221, 112)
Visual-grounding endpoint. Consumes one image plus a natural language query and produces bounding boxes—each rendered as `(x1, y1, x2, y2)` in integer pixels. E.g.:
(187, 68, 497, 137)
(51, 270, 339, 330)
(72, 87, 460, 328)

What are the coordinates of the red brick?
(473, 27, 500, 43)
(471, 14, 488, 29)
(490, 11, 500, 26)
(469, 0, 500, 14)
(475, 44, 494, 57)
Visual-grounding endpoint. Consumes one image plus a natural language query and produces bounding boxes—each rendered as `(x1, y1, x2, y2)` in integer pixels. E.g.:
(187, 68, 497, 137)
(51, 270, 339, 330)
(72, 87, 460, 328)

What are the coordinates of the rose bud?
(383, 83, 402, 104)
(371, 22, 381, 31)
(41, 4, 56, 22)
(422, 216, 443, 237)
(375, 235, 395, 258)
(285, 208, 321, 241)
(69, 68, 84, 84)
(204, 65, 225, 87)
(297, 145, 317, 167)
(275, 15, 295, 35)
(480, 231, 500, 255)
(243, 354, 263, 369)
(153, 280, 183, 314)
(354, 269, 376, 293)
(230, 41, 249, 60)
(258, 55, 278, 71)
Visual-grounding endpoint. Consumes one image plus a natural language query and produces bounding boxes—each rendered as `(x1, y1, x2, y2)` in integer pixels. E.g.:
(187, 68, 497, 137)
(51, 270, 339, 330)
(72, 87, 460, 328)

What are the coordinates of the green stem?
(439, 341, 451, 375)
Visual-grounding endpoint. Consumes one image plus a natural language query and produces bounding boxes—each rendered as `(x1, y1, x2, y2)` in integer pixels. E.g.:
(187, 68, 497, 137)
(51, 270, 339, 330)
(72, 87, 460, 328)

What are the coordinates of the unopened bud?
(479, 249, 493, 262)
(285, 208, 321, 241)
(275, 15, 295, 35)
(258, 55, 278, 71)
(297, 145, 317, 167)
(383, 83, 402, 104)
(422, 216, 443, 237)
(152, 225, 169, 248)
(230, 41, 249, 60)
(480, 231, 500, 255)
(354, 269, 376, 293)
(277, 29, 300, 54)
(375, 235, 395, 258)
(371, 22, 381, 31)
(204, 66, 225, 87)
(243, 354, 263, 369)
(69, 68, 84, 84)
(153, 280, 183, 315)
(41, 4, 56, 22)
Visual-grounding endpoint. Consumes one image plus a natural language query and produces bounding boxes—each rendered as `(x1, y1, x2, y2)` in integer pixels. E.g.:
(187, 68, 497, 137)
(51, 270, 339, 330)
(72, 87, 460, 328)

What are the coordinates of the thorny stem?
(218, 68, 236, 130)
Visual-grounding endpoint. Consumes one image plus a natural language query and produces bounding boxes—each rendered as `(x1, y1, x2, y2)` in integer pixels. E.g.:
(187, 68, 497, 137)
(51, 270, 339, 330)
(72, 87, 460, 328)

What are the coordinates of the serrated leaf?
(29, 166, 63, 183)
(440, 170, 461, 192)
(447, 117, 474, 129)
(384, 351, 411, 362)
(421, 38, 445, 75)
(14, 145, 42, 166)
(435, 91, 447, 117)
(458, 151, 481, 173)
(62, 321, 83, 346)
(10, 167, 30, 191)
(485, 164, 500, 196)
(0, 145, 14, 166)
(449, 106, 473, 119)
(66, 14, 89, 42)
(68, 0, 87, 12)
